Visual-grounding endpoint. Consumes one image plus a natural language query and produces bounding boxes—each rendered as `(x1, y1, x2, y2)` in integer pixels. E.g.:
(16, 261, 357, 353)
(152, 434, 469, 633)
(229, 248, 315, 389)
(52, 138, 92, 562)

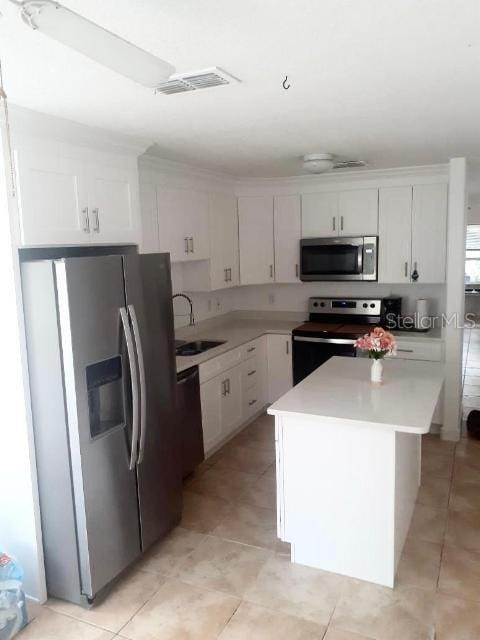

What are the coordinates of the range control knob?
(363, 303, 368, 308)
(320, 302, 325, 307)
(313, 301, 318, 307)
(370, 303, 376, 308)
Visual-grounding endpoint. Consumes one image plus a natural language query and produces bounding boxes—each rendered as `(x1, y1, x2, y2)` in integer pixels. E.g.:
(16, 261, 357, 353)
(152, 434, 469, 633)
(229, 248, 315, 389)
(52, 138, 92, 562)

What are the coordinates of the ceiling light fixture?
(302, 153, 368, 173)
(16, 0, 175, 87)
(302, 153, 335, 174)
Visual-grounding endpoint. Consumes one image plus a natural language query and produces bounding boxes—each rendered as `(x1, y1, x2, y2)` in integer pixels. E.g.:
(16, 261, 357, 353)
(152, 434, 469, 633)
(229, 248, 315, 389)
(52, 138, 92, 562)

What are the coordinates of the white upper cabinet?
(238, 196, 275, 285)
(15, 148, 89, 245)
(274, 195, 301, 283)
(378, 183, 448, 283)
(301, 189, 378, 238)
(156, 186, 187, 260)
(14, 146, 141, 247)
(411, 183, 448, 284)
(337, 189, 378, 236)
(179, 191, 240, 291)
(86, 163, 139, 244)
(156, 185, 209, 262)
(301, 192, 338, 237)
(378, 186, 412, 283)
(184, 190, 210, 260)
(139, 184, 159, 254)
(209, 191, 240, 289)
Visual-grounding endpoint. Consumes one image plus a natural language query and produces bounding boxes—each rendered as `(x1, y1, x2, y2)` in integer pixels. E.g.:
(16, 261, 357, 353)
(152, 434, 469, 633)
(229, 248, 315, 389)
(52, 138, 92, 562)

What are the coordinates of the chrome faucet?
(172, 293, 195, 326)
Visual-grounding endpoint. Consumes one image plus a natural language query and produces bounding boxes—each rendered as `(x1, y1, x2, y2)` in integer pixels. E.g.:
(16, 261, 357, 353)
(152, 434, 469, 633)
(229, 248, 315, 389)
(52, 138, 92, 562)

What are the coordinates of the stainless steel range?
(292, 297, 382, 384)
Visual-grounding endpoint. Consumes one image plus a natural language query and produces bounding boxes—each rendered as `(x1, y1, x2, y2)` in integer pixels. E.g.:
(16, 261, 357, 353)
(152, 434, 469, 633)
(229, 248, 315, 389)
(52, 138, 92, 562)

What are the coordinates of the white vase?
(371, 359, 384, 384)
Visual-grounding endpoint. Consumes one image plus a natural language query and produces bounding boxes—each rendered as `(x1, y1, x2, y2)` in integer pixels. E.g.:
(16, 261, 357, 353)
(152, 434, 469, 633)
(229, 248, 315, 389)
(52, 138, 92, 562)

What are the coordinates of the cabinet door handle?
(286, 340, 290, 355)
(269, 264, 273, 278)
(228, 268, 232, 281)
(184, 237, 189, 253)
(224, 268, 227, 282)
(411, 261, 419, 282)
(92, 207, 100, 232)
(226, 378, 230, 394)
(295, 263, 299, 278)
(340, 215, 344, 232)
(248, 399, 257, 406)
(247, 369, 256, 376)
(404, 262, 408, 277)
(82, 207, 90, 233)
(188, 237, 194, 253)
(247, 346, 256, 353)
(397, 348, 414, 353)
(332, 216, 336, 231)
(221, 380, 227, 396)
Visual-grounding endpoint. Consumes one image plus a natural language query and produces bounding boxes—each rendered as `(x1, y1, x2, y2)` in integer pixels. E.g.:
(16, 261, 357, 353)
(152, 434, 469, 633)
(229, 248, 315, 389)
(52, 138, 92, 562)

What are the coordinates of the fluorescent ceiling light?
(19, 0, 175, 87)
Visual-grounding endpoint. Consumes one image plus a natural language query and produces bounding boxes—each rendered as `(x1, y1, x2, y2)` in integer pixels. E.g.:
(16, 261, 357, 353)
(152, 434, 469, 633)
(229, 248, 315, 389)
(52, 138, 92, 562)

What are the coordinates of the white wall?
(0, 122, 46, 600)
(171, 263, 236, 328)
(443, 158, 467, 441)
(234, 282, 445, 318)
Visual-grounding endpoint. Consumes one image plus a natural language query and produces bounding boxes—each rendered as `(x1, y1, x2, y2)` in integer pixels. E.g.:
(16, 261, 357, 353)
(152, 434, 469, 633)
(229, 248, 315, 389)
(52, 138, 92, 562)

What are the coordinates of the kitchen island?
(268, 356, 444, 588)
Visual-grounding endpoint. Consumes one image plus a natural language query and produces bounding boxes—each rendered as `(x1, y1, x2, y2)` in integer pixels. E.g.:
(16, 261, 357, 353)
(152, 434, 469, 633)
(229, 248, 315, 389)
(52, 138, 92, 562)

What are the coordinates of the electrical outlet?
(268, 293, 275, 305)
(207, 299, 212, 312)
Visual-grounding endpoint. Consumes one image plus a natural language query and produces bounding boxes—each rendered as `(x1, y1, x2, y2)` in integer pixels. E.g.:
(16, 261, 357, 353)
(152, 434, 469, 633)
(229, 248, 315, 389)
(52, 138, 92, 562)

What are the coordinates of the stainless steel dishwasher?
(176, 366, 205, 478)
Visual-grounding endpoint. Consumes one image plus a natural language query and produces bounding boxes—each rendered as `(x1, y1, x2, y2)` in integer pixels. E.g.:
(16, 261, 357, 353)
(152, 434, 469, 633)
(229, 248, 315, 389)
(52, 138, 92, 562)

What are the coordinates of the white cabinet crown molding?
(8, 105, 149, 157)
(234, 164, 449, 196)
(139, 155, 235, 193)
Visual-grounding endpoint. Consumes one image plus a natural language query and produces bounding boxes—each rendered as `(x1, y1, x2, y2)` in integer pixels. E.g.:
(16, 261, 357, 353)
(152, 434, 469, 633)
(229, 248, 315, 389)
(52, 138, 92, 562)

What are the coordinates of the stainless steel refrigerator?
(22, 252, 182, 606)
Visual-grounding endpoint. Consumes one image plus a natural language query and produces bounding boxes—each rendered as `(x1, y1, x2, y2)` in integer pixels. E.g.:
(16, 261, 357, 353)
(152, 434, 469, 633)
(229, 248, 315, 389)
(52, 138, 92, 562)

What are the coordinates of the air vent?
(155, 67, 239, 95)
(333, 160, 368, 169)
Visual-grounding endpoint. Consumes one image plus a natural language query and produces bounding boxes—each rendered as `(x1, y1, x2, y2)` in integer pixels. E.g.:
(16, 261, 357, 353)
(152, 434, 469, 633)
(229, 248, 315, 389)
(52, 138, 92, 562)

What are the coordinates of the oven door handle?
(293, 336, 357, 345)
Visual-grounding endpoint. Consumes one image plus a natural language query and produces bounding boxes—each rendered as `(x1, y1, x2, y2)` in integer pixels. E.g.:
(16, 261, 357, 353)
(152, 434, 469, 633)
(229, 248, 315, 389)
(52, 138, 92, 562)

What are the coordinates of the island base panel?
(275, 415, 421, 588)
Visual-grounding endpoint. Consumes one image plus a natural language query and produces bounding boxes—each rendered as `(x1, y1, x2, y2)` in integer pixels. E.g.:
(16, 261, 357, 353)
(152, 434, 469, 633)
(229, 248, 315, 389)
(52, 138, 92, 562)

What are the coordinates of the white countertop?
(268, 356, 444, 434)
(175, 318, 299, 373)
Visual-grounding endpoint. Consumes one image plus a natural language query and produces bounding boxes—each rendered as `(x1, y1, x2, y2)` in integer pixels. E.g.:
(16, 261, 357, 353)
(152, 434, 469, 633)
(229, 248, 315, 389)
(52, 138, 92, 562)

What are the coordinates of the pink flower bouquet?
(355, 327, 397, 360)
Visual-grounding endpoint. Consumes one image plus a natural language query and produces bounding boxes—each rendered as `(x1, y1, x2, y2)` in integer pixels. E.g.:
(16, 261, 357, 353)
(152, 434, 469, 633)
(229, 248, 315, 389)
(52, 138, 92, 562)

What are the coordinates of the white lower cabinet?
(390, 338, 444, 424)
(199, 336, 269, 455)
(220, 366, 243, 439)
(199, 376, 223, 453)
(266, 334, 293, 403)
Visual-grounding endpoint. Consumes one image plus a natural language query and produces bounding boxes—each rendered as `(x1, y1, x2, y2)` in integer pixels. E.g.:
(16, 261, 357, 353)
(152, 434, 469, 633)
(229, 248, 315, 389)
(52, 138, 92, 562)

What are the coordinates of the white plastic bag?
(0, 553, 27, 640)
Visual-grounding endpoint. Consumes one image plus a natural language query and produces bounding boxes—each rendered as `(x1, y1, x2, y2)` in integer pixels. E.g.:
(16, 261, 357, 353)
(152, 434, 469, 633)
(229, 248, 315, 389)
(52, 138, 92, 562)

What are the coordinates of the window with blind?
(466, 225, 480, 284)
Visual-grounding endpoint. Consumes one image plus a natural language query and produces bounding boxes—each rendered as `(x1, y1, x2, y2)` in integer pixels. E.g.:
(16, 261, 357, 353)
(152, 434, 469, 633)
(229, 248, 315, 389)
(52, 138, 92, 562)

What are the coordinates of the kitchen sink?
(176, 340, 226, 356)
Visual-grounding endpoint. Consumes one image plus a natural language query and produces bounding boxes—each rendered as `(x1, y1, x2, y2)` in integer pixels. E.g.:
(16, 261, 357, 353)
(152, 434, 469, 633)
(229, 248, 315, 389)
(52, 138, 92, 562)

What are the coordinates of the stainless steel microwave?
(300, 236, 378, 281)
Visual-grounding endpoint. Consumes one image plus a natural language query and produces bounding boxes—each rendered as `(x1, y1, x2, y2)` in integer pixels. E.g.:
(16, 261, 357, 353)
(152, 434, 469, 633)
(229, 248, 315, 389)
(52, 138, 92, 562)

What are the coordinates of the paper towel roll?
(416, 298, 429, 329)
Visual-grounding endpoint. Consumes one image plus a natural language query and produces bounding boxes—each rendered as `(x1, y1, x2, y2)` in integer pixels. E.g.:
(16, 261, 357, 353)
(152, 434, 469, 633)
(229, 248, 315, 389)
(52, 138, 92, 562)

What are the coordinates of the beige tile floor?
(20, 413, 480, 640)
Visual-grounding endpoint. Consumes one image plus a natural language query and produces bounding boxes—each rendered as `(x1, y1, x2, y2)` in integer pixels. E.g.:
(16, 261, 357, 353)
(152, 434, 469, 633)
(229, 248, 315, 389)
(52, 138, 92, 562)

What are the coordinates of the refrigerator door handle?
(128, 304, 147, 465)
(120, 307, 140, 471)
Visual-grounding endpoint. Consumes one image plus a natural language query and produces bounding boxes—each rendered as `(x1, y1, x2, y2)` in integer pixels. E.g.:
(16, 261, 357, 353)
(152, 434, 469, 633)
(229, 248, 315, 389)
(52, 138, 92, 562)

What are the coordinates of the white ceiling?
(1, 0, 479, 177)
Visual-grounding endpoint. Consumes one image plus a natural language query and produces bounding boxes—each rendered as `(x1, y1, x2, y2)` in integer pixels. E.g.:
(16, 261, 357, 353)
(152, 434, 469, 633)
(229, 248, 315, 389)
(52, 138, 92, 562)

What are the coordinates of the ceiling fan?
(10, 0, 175, 87)
(302, 153, 368, 174)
